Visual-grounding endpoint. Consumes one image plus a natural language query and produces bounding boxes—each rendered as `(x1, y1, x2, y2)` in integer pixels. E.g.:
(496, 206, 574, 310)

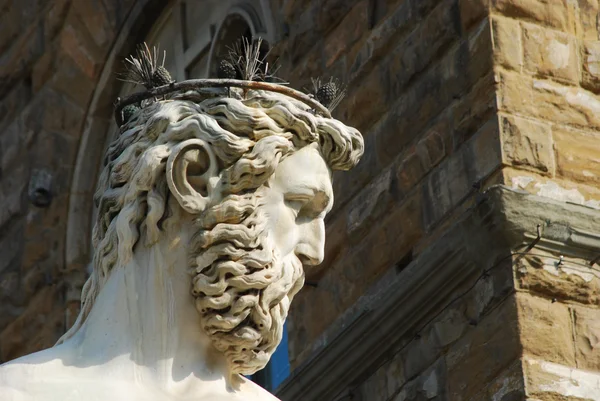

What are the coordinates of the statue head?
(62, 89, 363, 375)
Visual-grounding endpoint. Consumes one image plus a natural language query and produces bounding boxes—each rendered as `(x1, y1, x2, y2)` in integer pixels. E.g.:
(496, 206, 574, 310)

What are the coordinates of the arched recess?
(64, 0, 277, 328)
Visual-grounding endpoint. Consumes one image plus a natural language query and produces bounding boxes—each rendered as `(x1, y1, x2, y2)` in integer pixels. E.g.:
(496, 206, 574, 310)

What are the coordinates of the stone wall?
(0, 0, 162, 362)
(490, 1, 600, 399)
(274, 0, 502, 368)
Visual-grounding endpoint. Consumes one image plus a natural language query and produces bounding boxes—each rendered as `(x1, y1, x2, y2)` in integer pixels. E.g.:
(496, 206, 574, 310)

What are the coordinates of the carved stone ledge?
(276, 186, 600, 401)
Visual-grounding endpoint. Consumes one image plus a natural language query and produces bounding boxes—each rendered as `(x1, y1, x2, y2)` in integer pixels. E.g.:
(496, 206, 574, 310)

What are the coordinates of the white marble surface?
(0, 93, 363, 401)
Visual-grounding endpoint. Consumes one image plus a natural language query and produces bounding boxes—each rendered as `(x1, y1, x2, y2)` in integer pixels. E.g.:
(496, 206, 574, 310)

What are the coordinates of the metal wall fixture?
(28, 169, 53, 207)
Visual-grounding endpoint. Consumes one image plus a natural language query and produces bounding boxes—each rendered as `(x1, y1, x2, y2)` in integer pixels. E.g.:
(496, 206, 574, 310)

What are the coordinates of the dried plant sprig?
(226, 37, 286, 84)
(120, 42, 168, 89)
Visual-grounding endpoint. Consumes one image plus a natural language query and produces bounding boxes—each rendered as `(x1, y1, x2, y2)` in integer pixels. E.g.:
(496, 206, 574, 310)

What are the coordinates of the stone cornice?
(276, 186, 600, 401)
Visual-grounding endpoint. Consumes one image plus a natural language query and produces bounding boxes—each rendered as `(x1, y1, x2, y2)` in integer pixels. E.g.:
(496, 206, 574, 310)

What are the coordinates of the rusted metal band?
(114, 79, 331, 125)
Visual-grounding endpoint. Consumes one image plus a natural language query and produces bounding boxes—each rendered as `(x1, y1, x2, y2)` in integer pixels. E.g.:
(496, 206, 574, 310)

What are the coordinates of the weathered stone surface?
(459, 0, 488, 32)
(500, 114, 554, 175)
(573, 305, 600, 371)
(524, 357, 600, 400)
(492, 0, 575, 33)
(522, 23, 579, 83)
(323, 0, 368, 67)
(579, 0, 600, 41)
(447, 295, 520, 401)
(517, 253, 600, 306)
(497, 71, 600, 130)
(517, 293, 576, 366)
(469, 360, 525, 401)
(391, 357, 447, 401)
(0, 285, 64, 362)
(346, 168, 394, 241)
(491, 16, 522, 71)
(359, 354, 406, 401)
(348, 0, 414, 79)
(554, 127, 600, 184)
(452, 72, 497, 146)
(385, 0, 461, 101)
(423, 119, 501, 230)
(339, 63, 388, 131)
(582, 40, 600, 93)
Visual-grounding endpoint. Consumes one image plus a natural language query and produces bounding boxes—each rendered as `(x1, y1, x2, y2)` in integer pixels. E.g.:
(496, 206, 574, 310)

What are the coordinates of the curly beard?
(190, 188, 305, 375)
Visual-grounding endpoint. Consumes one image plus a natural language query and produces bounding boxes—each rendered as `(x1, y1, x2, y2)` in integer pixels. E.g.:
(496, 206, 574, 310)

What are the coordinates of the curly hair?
(57, 90, 363, 373)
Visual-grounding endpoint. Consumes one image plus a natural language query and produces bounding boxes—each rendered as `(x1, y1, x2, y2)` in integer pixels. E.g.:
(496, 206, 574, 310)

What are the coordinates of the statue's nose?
(295, 218, 325, 265)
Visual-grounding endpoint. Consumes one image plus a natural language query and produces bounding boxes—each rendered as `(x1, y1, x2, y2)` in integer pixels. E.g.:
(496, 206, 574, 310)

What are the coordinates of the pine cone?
(217, 59, 239, 79)
(316, 81, 338, 107)
(152, 66, 173, 87)
(122, 104, 140, 124)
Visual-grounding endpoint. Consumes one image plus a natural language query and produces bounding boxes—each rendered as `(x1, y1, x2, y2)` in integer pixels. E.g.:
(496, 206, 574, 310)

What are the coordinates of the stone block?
(500, 114, 554, 175)
(492, 0, 575, 33)
(386, 0, 461, 100)
(497, 71, 600, 130)
(517, 293, 576, 366)
(23, 88, 85, 140)
(0, 221, 24, 275)
(70, 0, 114, 48)
(347, 191, 422, 281)
(422, 120, 500, 230)
(469, 118, 503, 182)
(323, 0, 368, 67)
(523, 357, 600, 400)
(579, 0, 600, 41)
(339, 63, 388, 132)
(348, 0, 414, 79)
(317, 0, 360, 33)
(517, 250, 600, 306)
(573, 305, 600, 371)
(491, 16, 522, 71)
(432, 308, 469, 348)
(376, 63, 455, 168)
(459, 0, 489, 32)
(331, 128, 381, 214)
(447, 295, 520, 401)
(554, 127, 600, 184)
(44, 0, 70, 41)
(0, 163, 27, 229)
(422, 150, 471, 230)
(359, 355, 404, 401)
(49, 53, 96, 107)
(581, 40, 600, 93)
(466, 18, 494, 87)
(452, 72, 497, 147)
(0, 80, 32, 132)
(31, 50, 55, 93)
(0, 285, 64, 362)
(346, 168, 394, 242)
(392, 357, 447, 401)
(522, 23, 579, 83)
(469, 360, 525, 400)
(396, 147, 427, 194)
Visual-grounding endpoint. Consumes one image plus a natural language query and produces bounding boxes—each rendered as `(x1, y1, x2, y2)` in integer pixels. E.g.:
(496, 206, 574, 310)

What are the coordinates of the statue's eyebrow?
(285, 185, 333, 214)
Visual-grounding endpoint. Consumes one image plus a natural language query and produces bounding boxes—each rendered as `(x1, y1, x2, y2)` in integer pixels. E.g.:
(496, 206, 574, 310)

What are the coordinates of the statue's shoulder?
(0, 347, 77, 400)
(0, 360, 38, 401)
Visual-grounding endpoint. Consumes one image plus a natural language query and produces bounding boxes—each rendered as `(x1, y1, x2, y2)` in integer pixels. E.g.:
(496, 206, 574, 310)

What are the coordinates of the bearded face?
(190, 144, 333, 375)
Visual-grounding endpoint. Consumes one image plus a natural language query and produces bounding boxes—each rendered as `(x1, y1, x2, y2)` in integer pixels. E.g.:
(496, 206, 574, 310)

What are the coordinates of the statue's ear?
(166, 139, 218, 214)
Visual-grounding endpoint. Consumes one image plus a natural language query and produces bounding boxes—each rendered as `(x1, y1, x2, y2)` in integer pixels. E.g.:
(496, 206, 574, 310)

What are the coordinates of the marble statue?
(0, 86, 363, 400)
